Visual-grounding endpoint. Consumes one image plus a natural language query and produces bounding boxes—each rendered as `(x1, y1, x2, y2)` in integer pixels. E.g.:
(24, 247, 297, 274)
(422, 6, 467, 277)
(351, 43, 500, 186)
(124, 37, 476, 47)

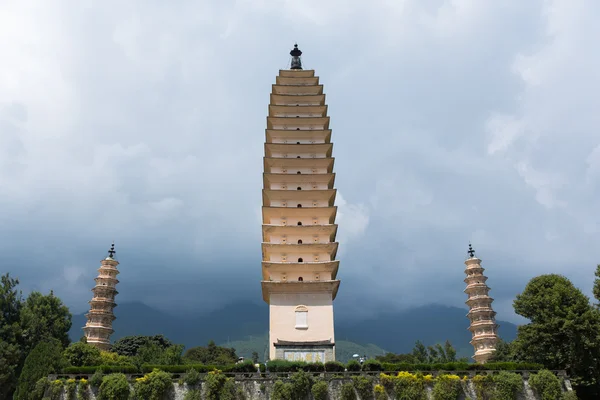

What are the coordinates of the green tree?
(0, 273, 23, 398)
(14, 338, 68, 400)
(63, 342, 102, 367)
(111, 335, 173, 357)
(133, 342, 184, 367)
(489, 339, 519, 362)
(20, 290, 72, 352)
(443, 340, 457, 362)
(375, 352, 416, 363)
(513, 274, 600, 396)
(411, 341, 428, 363)
(183, 340, 238, 365)
(594, 264, 600, 306)
(427, 346, 439, 363)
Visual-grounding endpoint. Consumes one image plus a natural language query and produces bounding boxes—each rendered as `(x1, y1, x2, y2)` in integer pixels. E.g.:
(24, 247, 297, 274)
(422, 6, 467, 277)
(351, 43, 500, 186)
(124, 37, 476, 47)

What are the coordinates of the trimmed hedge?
(266, 360, 325, 373)
(378, 362, 543, 372)
(142, 360, 257, 374)
(61, 360, 544, 375)
(324, 361, 345, 372)
(63, 365, 138, 374)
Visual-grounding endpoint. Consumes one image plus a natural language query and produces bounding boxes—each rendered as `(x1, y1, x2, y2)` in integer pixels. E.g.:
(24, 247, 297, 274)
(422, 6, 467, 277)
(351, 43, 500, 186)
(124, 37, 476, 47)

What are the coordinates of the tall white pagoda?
(464, 244, 499, 363)
(261, 45, 340, 362)
(82, 243, 120, 350)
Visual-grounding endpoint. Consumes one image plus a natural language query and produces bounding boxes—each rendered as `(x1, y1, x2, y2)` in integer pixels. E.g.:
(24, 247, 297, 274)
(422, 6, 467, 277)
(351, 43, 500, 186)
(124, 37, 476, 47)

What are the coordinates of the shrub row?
(63, 365, 138, 374)
(62, 360, 544, 375)
(376, 361, 544, 373)
(142, 360, 257, 374)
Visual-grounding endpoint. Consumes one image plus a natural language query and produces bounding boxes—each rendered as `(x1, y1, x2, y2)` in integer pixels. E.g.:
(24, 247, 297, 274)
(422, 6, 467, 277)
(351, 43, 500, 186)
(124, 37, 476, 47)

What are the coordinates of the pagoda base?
(273, 339, 335, 363)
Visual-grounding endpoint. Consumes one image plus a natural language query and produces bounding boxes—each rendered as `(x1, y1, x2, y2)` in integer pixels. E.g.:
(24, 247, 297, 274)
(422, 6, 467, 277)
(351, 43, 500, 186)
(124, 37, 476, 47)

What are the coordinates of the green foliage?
(272, 380, 294, 400)
(362, 360, 383, 371)
(290, 370, 313, 399)
(20, 291, 72, 350)
(431, 374, 462, 400)
(89, 369, 103, 387)
(63, 342, 102, 367)
(0, 273, 23, 399)
(594, 264, 600, 306)
(99, 350, 134, 366)
(140, 360, 256, 374)
(14, 338, 67, 400)
(324, 361, 345, 372)
(183, 389, 202, 400)
(205, 370, 229, 400)
(346, 360, 361, 371)
(133, 342, 184, 368)
(352, 375, 374, 400)
(489, 339, 520, 362)
(77, 379, 90, 400)
(493, 371, 524, 400)
(374, 384, 386, 400)
(132, 368, 173, 400)
(63, 365, 138, 374)
(266, 359, 324, 372)
(183, 340, 238, 365)
(65, 378, 77, 400)
(392, 372, 427, 400)
(49, 379, 64, 400)
(220, 379, 245, 400)
(31, 377, 50, 400)
(513, 274, 600, 391)
(529, 370, 563, 400)
(562, 391, 578, 400)
(98, 373, 130, 400)
(443, 341, 457, 362)
(183, 367, 201, 386)
(311, 380, 329, 400)
(412, 341, 428, 363)
(111, 335, 173, 357)
(472, 374, 494, 400)
(376, 352, 416, 363)
(340, 382, 357, 400)
(252, 351, 259, 364)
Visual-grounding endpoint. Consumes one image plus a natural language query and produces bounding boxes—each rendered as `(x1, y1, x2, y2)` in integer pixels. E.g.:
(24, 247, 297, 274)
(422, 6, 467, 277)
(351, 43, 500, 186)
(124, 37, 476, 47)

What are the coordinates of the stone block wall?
(48, 371, 575, 400)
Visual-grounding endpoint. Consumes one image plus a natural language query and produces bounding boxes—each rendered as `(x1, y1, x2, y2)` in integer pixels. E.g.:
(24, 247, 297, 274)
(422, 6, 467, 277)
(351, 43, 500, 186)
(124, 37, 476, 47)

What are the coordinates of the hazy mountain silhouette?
(70, 301, 517, 360)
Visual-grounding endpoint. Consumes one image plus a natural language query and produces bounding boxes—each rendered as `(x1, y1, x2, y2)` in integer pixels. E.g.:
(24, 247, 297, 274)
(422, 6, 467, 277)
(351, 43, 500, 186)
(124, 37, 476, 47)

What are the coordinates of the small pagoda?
(464, 244, 499, 363)
(82, 243, 120, 350)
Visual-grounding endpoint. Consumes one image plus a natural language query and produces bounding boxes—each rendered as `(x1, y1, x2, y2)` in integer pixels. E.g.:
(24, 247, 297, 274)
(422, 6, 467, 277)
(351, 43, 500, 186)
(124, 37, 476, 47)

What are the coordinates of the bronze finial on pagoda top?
(107, 242, 116, 259)
(290, 44, 302, 70)
(468, 243, 476, 258)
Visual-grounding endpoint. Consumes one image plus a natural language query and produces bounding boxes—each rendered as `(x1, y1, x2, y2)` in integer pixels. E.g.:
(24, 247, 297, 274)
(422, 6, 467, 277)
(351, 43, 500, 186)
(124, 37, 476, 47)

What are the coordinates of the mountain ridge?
(70, 301, 517, 361)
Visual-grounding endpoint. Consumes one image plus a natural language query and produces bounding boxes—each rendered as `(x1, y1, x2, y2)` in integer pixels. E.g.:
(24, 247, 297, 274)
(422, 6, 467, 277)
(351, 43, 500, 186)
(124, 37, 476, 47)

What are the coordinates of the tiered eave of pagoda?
(463, 244, 499, 364)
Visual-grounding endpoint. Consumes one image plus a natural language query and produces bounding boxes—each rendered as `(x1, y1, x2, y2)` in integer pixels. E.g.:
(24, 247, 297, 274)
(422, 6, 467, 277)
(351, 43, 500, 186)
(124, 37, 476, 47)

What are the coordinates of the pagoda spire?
(262, 53, 339, 362)
(82, 242, 121, 350)
(290, 44, 303, 70)
(464, 244, 499, 363)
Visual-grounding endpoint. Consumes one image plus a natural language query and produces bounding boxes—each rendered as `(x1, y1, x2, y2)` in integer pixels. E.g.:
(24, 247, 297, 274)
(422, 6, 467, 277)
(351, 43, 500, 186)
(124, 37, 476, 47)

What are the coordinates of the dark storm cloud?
(1, 0, 599, 323)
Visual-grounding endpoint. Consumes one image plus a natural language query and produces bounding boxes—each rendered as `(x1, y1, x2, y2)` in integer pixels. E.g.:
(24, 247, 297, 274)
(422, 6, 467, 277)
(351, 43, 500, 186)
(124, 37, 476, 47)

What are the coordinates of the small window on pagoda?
(296, 128, 300, 130)
(297, 222, 302, 226)
(298, 258, 303, 262)
(295, 305, 308, 329)
(297, 142, 300, 144)
(297, 204, 302, 208)
(297, 187, 302, 190)
(298, 239, 303, 244)
(297, 156, 301, 158)
(298, 277, 303, 281)
(297, 171, 301, 174)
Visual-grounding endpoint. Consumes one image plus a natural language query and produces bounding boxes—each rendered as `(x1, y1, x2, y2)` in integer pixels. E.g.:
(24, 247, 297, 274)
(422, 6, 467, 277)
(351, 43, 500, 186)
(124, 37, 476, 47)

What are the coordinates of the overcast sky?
(1, 0, 599, 324)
